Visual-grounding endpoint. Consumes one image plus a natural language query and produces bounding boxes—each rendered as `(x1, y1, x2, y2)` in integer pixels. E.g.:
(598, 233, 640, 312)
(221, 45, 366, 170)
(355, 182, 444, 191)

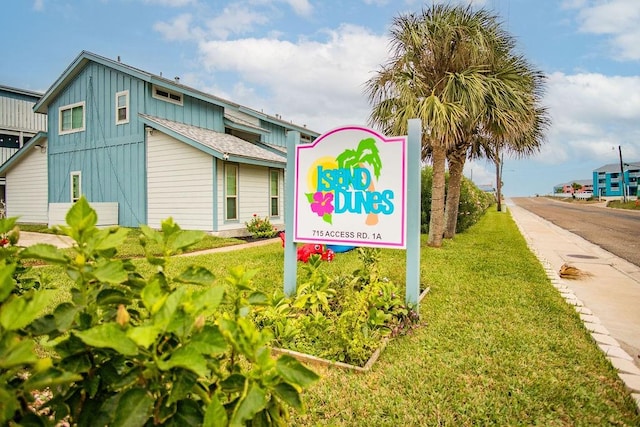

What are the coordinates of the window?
(152, 85, 183, 106)
(71, 171, 82, 202)
(59, 102, 85, 134)
(225, 164, 238, 220)
(116, 90, 129, 124)
(269, 169, 279, 217)
(0, 133, 20, 148)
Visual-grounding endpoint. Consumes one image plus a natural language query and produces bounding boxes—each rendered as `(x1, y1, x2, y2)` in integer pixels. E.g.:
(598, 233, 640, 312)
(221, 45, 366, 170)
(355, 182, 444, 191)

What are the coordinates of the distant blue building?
(0, 51, 319, 235)
(593, 161, 640, 198)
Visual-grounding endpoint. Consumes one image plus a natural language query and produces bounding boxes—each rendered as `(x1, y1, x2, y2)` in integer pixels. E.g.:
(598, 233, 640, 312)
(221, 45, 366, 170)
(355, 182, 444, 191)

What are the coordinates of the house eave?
(237, 105, 319, 137)
(139, 115, 285, 168)
(0, 132, 48, 176)
(223, 117, 271, 136)
(34, 50, 238, 114)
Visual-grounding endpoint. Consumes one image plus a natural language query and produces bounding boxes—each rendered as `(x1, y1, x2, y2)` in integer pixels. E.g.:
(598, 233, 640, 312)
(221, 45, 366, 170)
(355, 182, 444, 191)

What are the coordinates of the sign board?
(293, 126, 407, 249)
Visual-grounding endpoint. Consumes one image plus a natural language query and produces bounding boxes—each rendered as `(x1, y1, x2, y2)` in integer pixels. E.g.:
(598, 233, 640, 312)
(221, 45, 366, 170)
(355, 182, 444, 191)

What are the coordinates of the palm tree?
(444, 55, 550, 238)
(336, 137, 382, 225)
(366, 4, 524, 247)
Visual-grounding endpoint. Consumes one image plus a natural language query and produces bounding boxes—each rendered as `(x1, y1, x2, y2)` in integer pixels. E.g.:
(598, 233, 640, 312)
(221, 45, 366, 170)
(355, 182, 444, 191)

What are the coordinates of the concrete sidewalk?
(507, 200, 640, 407)
(17, 231, 279, 253)
(19, 231, 74, 248)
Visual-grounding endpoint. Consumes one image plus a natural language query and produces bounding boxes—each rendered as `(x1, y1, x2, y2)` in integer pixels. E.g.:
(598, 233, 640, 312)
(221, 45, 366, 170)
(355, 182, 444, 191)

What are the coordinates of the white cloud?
(154, 13, 204, 41)
(205, 4, 270, 39)
(536, 72, 640, 164)
(571, 0, 640, 61)
(464, 160, 495, 188)
(155, 2, 304, 42)
(33, 0, 44, 11)
(197, 24, 389, 132)
(284, 0, 313, 16)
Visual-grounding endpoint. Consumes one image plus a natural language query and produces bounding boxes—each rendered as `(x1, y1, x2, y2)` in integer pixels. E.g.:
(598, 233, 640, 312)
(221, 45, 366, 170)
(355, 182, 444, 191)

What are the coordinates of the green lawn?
(607, 200, 640, 210)
(27, 211, 640, 425)
(289, 211, 639, 426)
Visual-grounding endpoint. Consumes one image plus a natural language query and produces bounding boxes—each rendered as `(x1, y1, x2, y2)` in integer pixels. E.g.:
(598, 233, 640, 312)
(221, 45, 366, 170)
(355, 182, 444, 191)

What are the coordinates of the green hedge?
(420, 166, 495, 234)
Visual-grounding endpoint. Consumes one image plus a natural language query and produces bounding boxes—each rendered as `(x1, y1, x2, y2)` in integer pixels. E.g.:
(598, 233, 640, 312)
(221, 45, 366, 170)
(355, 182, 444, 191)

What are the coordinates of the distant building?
(477, 184, 496, 194)
(0, 85, 48, 204)
(553, 180, 593, 194)
(593, 162, 640, 198)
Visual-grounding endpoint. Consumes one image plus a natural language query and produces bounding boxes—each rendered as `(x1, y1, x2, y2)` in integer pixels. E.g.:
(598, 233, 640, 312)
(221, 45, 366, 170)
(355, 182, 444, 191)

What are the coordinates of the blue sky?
(2, 0, 640, 197)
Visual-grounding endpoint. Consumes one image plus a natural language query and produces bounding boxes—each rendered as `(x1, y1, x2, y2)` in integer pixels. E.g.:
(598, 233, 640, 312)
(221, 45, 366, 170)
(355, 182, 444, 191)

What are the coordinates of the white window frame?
(225, 163, 238, 221)
(59, 101, 85, 135)
(269, 169, 279, 217)
(115, 90, 129, 125)
(152, 84, 183, 106)
(70, 171, 82, 203)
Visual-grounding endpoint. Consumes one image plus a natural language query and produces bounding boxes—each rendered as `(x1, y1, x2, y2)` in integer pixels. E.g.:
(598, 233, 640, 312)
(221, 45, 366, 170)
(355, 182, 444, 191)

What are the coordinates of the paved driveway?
(19, 231, 74, 248)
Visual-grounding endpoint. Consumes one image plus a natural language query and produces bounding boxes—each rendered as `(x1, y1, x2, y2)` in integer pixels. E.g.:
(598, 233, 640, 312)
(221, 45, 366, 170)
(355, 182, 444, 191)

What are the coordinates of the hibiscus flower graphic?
(307, 191, 334, 224)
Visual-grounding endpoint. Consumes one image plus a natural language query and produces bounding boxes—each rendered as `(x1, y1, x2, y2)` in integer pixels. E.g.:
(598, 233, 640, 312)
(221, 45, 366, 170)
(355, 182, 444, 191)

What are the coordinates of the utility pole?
(495, 151, 502, 212)
(619, 145, 627, 203)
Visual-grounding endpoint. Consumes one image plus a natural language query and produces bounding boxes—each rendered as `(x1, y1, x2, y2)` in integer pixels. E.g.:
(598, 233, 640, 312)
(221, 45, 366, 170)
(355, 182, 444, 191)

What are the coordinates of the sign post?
(284, 131, 300, 296)
(406, 119, 422, 305)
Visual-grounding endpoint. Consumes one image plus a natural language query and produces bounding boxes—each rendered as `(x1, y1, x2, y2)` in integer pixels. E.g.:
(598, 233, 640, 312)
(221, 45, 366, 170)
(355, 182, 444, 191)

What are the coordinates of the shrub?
(455, 176, 496, 233)
(245, 214, 278, 238)
(1, 197, 318, 426)
(254, 249, 420, 366)
(420, 166, 495, 234)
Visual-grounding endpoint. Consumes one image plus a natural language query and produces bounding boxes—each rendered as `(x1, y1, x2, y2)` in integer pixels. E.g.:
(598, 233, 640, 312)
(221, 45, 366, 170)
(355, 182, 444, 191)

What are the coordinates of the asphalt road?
(511, 197, 640, 267)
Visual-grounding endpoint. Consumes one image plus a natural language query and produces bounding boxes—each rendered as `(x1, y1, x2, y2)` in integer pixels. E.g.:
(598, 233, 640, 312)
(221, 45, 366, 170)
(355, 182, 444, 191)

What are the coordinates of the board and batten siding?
(5, 149, 48, 223)
(47, 62, 147, 227)
(147, 131, 213, 230)
(0, 148, 19, 165)
(0, 88, 47, 135)
(215, 161, 284, 237)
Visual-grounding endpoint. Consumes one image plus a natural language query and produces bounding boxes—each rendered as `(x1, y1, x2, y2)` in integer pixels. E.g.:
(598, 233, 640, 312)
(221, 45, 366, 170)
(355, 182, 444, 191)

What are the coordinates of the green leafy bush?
(1, 197, 318, 426)
(420, 167, 495, 233)
(455, 177, 496, 233)
(254, 249, 420, 366)
(245, 214, 278, 238)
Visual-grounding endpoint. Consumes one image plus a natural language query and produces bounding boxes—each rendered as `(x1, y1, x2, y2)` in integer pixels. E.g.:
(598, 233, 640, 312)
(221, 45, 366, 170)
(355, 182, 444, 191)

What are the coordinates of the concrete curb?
(509, 204, 640, 413)
(176, 237, 281, 257)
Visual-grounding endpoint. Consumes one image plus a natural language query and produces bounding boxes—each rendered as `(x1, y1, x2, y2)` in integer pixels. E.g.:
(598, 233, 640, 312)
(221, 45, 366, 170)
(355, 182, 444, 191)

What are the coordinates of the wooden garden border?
(271, 287, 430, 372)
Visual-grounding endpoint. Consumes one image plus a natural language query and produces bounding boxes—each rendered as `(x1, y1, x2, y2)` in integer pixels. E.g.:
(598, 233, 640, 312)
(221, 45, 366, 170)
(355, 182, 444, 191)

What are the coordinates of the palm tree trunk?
(444, 150, 466, 239)
(428, 144, 447, 247)
(495, 154, 502, 212)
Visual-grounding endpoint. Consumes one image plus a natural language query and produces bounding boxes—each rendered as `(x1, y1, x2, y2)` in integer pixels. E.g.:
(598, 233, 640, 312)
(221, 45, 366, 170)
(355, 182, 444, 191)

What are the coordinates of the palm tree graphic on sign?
(307, 137, 382, 225)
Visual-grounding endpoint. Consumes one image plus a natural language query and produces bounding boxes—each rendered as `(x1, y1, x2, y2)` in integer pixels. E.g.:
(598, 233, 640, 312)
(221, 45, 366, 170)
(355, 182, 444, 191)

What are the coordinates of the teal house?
(593, 161, 640, 199)
(3, 51, 318, 235)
